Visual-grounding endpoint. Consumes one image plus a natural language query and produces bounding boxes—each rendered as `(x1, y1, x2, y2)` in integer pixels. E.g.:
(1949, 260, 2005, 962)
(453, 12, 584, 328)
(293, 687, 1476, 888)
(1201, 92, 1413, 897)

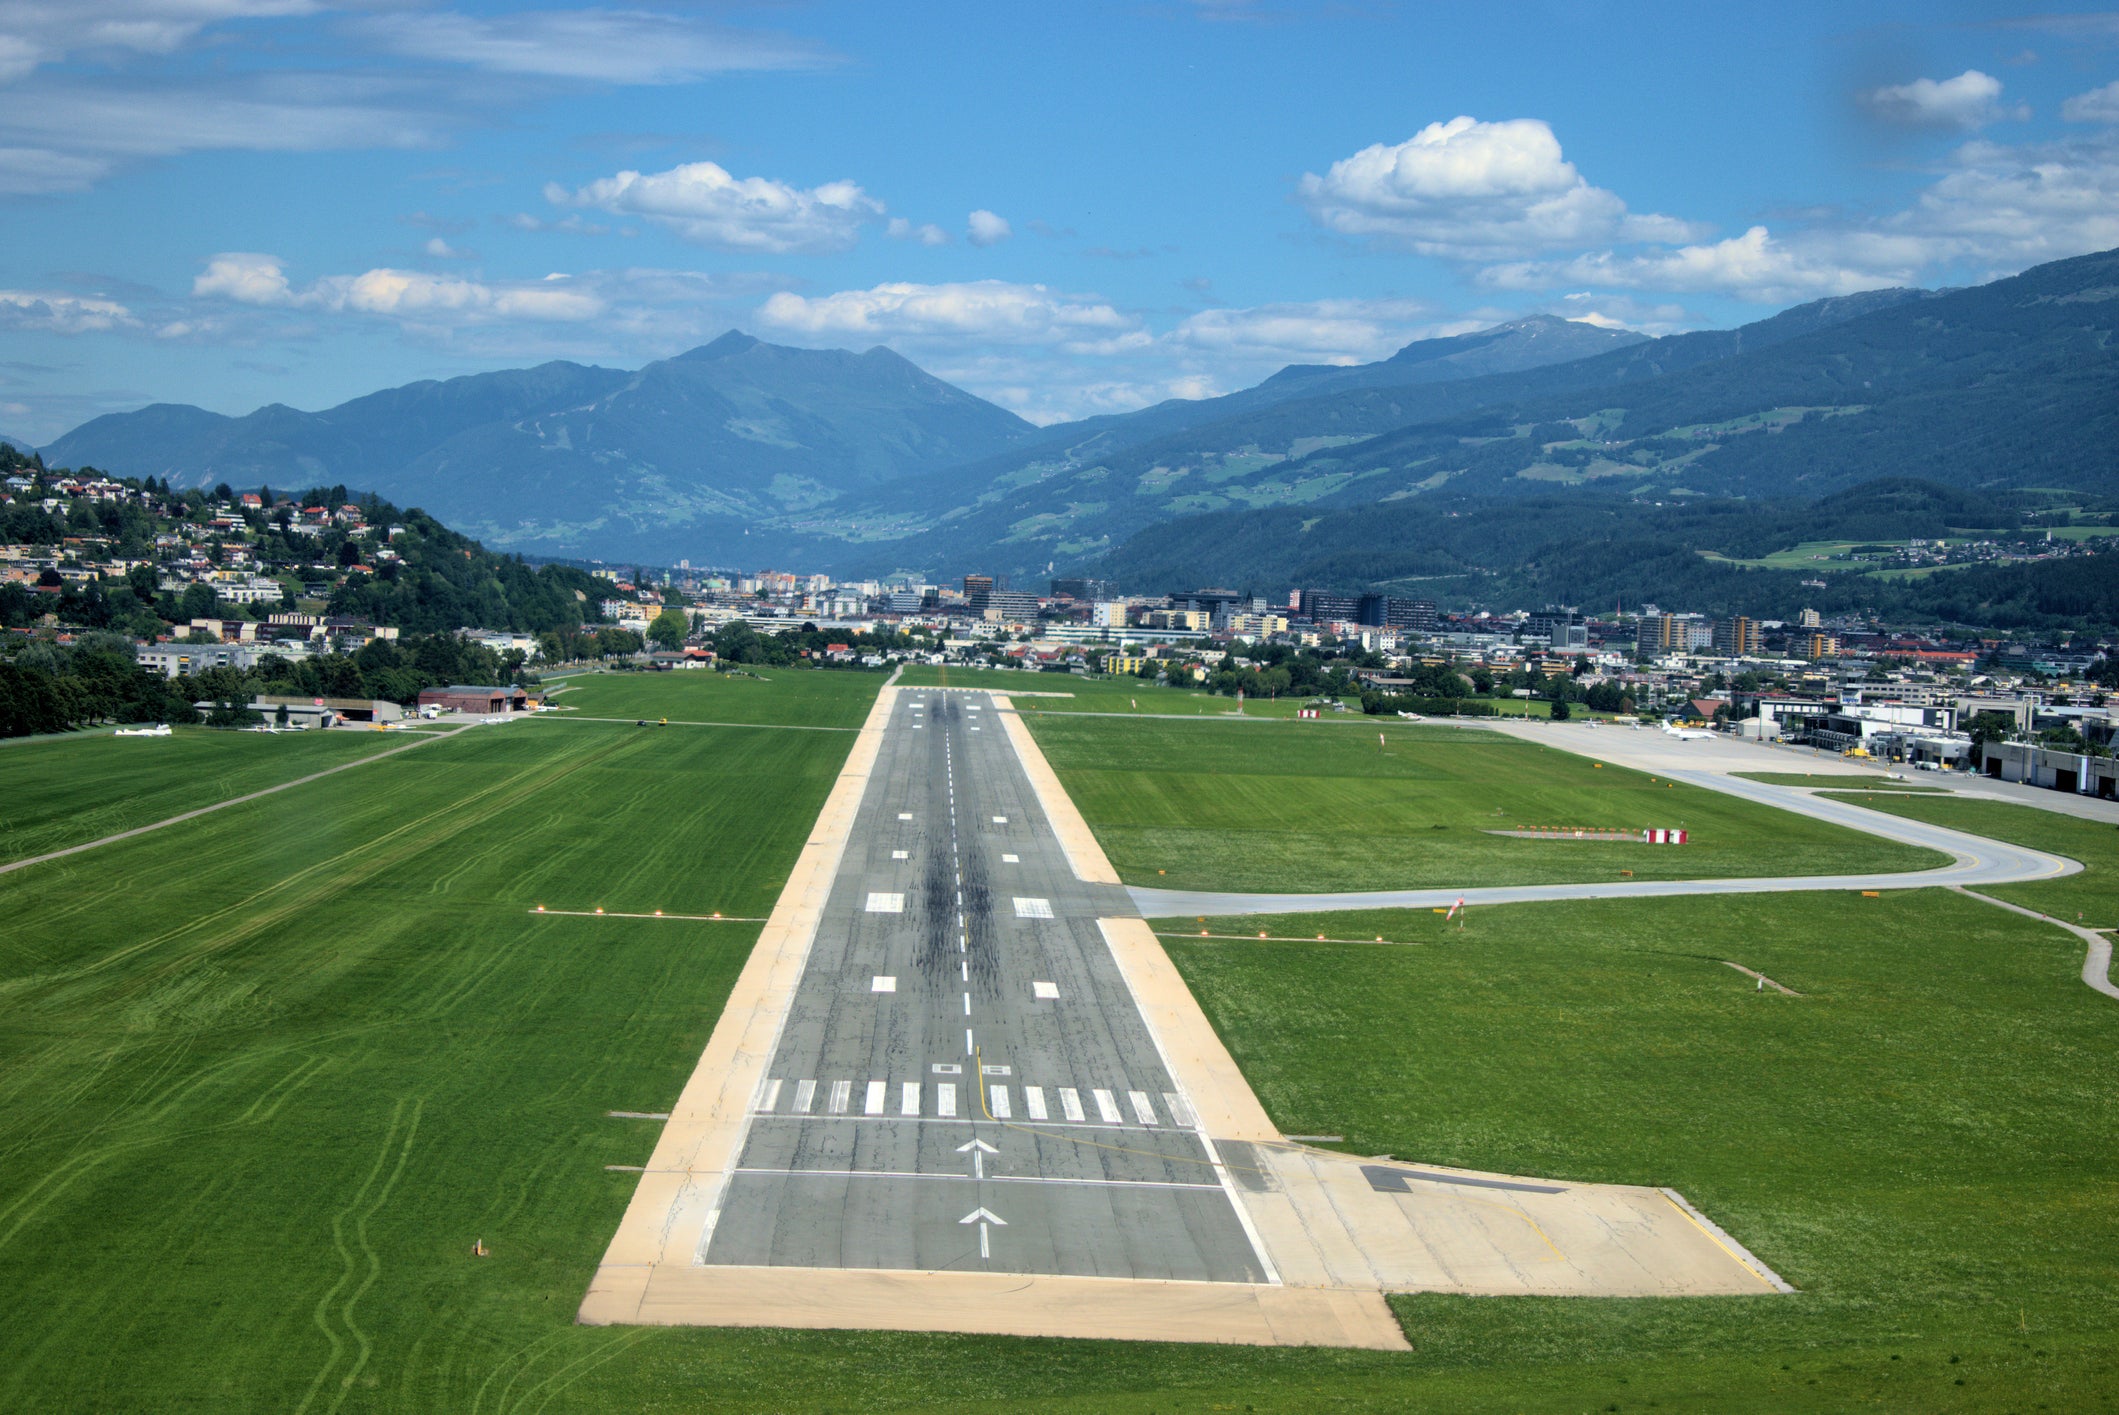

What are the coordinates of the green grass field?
(7, 668, 2111, 1411)
(1819, 791, 2119, 928)
(1027, 715, 1946, 892)
(1153, 889, 2119, 1409)
(543, 666, 881, 727)
(0, 726, 407, 864)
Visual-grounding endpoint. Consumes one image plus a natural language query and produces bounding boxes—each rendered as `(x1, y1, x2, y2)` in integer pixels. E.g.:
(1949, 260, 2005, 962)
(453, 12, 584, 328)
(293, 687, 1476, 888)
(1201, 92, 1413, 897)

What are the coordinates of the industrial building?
(417, 685, 530, 715)
(1981, 741, 2119, 798)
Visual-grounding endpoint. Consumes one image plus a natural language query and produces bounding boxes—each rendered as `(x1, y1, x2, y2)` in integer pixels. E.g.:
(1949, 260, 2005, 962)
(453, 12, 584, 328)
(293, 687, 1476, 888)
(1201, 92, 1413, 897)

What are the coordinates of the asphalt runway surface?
(698, 691, 1272, 1283)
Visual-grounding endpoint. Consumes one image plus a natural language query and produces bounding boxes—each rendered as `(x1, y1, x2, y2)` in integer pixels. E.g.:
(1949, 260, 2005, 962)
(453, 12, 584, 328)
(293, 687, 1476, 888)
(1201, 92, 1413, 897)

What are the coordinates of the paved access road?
(1131, 762, 2080, 919)
(698, 691, 1273, 1283)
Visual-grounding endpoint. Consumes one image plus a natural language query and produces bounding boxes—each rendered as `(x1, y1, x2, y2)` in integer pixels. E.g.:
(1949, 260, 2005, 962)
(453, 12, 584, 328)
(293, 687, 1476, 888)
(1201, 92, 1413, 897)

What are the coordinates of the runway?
(697, 690, 1272, 1283)
(582, 685, 1793, 1346)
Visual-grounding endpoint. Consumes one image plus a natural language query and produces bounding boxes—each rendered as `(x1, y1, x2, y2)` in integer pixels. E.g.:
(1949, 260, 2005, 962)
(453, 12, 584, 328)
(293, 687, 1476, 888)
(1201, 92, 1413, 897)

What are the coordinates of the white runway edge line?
(671, 669, 904, 1271)
(993, 692, 1284, 1288)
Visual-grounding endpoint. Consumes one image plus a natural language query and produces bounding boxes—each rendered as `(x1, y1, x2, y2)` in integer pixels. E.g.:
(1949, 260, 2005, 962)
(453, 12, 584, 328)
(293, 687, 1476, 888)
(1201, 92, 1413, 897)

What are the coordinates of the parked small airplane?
(1661, 721, 1715, 741)
(114, 723, 171, 737)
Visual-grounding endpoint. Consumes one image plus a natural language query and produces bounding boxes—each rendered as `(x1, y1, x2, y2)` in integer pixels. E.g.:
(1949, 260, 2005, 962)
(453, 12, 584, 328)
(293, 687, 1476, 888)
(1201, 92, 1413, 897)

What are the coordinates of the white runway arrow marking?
(959, 1205, 1006, 1259)
(956, 1136, 999, 1179)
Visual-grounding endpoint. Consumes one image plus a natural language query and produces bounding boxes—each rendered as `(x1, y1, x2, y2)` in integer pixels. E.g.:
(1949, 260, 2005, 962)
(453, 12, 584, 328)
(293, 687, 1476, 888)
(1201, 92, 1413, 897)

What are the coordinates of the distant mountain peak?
(678, 330, 761, 361)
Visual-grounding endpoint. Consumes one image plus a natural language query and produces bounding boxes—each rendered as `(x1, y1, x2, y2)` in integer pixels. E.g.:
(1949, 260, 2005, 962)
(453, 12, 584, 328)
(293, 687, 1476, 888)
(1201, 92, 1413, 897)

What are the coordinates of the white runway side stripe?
(759, 1078, 782, 1111)
(865, 1081, 887, 1115)
(794, 1079, 816, 1113)
(828, 1080, 852, 1114)
(1024, 1086, 1048, 1120)
(1128, 1090, 1158, 1125)
(901, 1082, 921, 1116)
(990, 1084, 1011, 1119)
(936, 1082, 958, 1118)
(1059, 1087, 1085, 1122)
(1093, 1088, 1122, 1124)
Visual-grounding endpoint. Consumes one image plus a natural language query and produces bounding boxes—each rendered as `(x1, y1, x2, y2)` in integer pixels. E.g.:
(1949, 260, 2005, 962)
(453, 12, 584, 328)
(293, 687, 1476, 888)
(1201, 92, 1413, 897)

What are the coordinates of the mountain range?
(35, 246, 2119, 586)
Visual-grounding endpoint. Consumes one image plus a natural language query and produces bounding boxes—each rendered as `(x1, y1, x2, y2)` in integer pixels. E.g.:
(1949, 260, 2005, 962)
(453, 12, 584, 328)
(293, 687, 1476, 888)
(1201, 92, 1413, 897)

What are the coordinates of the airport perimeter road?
(697, 690, 1273, 1283)
(1132, 761, 2079, 919)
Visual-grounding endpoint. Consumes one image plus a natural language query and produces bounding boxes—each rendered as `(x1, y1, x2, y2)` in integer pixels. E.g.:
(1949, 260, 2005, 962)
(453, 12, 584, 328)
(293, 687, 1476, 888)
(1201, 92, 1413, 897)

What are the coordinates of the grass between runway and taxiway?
(0, 725, 408, 864)
(1024, 714, 1946, 893)
(1817, 790, 2119, 928)
(542, 665, 883, 727)
(1154, 887, 2119, 1411)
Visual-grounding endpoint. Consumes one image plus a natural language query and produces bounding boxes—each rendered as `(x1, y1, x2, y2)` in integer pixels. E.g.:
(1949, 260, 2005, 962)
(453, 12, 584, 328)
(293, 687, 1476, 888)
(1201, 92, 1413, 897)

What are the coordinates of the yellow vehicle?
(1843, 745, 1871, 758)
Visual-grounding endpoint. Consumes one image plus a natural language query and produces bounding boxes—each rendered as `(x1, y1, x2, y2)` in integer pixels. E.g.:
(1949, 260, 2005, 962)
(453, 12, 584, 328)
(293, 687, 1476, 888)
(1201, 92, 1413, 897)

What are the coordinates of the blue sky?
(2, 1, 2118, 441)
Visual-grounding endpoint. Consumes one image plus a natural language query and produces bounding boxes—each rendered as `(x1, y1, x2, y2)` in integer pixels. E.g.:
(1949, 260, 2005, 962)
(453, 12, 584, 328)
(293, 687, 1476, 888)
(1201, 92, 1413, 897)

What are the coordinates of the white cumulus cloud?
(757, 280, 1135, 348)
(2062, 79, 2119, 125)
(887, 217, 949, 246)
(193, 251, 295, 304)
(1480, 227, 1901, 304)
(0, 288, 137, 333)
(1478, 128, 2119, 304)
(193, 252, 605, 323)
(1298, 116, 1702, 258)
(966, 209, 1012, 247)
(549, 161, 883, 254)
(1863, 70, 2026, 131)
(1167, 297, 1437, 365)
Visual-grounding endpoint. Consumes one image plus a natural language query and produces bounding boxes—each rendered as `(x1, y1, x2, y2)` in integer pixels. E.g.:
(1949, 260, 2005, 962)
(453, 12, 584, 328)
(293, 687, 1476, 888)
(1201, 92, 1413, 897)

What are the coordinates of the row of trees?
(0, 636, 210, 738)
(0, 630, 554, 739)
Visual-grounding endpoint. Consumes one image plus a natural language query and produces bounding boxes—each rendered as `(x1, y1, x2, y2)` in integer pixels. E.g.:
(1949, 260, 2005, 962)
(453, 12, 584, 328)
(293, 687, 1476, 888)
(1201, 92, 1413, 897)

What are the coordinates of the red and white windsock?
(1445, 897, 1463, 920)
